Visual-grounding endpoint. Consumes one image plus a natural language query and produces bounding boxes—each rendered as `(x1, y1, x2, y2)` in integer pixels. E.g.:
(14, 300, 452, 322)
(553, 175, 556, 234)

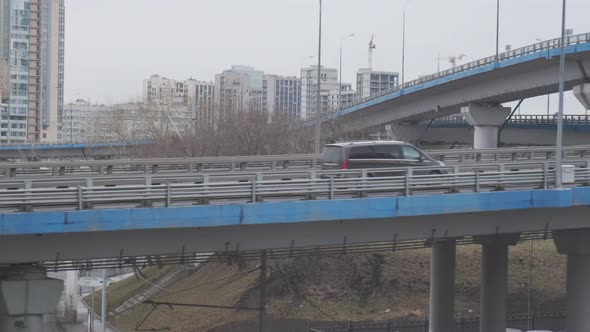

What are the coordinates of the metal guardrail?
(3, 161, 588, 213)
(1, 159, 589, 191)
(323, 32, 590, 119)
(433, 114, 590, 127)
(2, 145, 590, 178)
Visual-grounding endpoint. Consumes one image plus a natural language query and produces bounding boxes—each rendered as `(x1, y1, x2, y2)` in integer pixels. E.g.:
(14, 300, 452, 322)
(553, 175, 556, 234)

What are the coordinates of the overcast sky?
(65, 0, 590, 113)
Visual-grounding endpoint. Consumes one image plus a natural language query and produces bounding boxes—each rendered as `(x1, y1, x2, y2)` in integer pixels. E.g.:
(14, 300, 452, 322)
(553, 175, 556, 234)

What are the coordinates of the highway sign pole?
(258, 250, 267, 332)
(91, 288, 94, 332)
(101, 269, 107, 332)
(556, 0, 567, 188)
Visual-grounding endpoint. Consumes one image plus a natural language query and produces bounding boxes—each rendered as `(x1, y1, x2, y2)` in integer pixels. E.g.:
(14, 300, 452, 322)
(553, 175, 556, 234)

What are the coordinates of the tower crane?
(368, 34, 376, 69)
(437, 53, 467, 71)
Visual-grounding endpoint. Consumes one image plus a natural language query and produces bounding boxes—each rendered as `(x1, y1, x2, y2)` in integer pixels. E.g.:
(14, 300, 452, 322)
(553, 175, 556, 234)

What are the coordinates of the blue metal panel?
(2, 188, 590, 236)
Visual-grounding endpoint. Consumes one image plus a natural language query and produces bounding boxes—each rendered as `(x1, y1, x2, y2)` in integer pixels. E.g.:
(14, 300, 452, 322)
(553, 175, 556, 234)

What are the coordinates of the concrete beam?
(462, 104, 511, 149)
(554, 229, 590, 332)
(573, 83, 590, 110)
(429, 240, 456, 332)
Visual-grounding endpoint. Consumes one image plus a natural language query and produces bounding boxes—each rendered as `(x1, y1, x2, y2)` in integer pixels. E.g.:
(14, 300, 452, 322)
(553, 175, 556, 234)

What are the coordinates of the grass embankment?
(85, 265, 178, 313)
(109, 240, 566, 332)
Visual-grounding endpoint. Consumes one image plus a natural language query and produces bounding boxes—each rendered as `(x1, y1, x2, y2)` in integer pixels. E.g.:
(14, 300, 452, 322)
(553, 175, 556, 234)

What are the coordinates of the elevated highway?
(0, 141, 136, 160)
(315, 33, 590, 133)
(1, 144, 590, 179)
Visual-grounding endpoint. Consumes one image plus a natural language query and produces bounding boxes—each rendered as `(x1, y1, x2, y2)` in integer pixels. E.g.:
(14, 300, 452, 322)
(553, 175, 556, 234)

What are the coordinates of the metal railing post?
(165, 183, 171, 207)
(405, 169, 412, 196)
(329, 177, 334, 199)
(77, 185, 83, 210)
(251, 180, 257, 203)
(544, 162, 549, 189)
(475, 171, 480, 192)
(200, 175, 209, 205)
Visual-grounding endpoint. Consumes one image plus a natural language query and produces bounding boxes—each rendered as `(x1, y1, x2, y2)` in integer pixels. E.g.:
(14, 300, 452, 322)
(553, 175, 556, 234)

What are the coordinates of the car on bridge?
(321, 141, 446, 176)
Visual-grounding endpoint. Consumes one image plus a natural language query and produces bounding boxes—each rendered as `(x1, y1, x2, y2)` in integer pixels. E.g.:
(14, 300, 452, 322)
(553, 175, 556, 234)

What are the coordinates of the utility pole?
(314, 0, 322, 153)
(259, 250, 267, 332)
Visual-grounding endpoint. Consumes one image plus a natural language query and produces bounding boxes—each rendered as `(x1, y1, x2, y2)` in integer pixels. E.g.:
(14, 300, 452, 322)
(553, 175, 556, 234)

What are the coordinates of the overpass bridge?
(0, 141, 142, 161)
(315, 33, 590, 150)
(386, 114, 590, 146)
(2, 146, 590, 331)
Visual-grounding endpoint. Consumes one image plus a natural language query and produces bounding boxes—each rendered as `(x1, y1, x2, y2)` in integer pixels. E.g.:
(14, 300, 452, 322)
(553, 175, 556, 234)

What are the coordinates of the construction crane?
(368, 34, 376, 69)
(437, 53, 467, 71)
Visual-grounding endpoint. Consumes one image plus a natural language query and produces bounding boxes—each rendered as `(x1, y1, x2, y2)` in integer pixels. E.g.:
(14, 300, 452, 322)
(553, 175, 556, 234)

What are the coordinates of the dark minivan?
(321, 141, 445, 175)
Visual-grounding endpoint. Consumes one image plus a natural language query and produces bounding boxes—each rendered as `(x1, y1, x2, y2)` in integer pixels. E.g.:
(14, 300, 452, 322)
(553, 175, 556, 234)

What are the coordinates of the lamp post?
(556, 0, 567, 188)
(314, 0, 322, 153)
(495, 0, 500, 62)
(401, 2, 408, 87)
(339, 33, 355, 111)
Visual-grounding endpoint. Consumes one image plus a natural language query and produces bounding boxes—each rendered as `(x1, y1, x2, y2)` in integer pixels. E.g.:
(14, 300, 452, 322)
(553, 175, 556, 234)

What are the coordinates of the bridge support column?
(554, 229, 590, 332)
(461, 104, 511, 149)
(573, 83, 590, 109)
(0, 265, 64, 332)
(478, 234, 519, 332)
(428, 239, 456, 332)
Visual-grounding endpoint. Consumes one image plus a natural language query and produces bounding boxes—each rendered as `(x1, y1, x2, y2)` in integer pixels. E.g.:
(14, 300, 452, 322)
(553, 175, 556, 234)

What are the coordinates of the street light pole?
(401, 5, 406, 87)
(339, 34, 355, 111)
(556, 0, 567, 188)
(495, 0, 500, 62)
(314, 0, 322, 153)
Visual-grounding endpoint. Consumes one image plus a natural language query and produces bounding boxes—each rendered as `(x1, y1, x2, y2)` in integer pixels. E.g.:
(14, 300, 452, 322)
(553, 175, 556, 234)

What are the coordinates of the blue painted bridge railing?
(430, 114, 590, 131)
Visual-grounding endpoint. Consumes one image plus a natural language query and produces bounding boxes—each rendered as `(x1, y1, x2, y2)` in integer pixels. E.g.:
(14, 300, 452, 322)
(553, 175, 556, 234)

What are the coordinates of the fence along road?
(2, 159, 588, 213)
(2, 145, 590, 178)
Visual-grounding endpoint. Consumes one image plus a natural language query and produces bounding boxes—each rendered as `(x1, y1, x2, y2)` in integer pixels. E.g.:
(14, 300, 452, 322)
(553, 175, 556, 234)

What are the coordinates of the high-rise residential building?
(300, 66, 339, 119)
(61, 99, 110, 143)
(185, 78, 215, 121)
(143, 74, 186, 105)
(215, 65, 264, 113)
(263, 74, 301, 119)
(326, 83, 356, 112)
(356, 69, 399, 99)
(143, 75, 215, 126)
(0, 0, 65, 143)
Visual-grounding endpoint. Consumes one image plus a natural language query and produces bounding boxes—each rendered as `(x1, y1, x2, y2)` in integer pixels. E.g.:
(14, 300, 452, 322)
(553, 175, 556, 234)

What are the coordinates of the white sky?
(64, 0, 590, 113)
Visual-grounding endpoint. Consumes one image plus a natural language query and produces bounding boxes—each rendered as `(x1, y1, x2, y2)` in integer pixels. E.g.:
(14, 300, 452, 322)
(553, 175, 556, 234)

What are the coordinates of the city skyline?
(65, 0, 590, 114)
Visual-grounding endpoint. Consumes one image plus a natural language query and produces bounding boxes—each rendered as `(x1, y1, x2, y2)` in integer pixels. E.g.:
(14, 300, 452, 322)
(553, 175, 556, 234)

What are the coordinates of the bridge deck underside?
(2, 188, 590, 264)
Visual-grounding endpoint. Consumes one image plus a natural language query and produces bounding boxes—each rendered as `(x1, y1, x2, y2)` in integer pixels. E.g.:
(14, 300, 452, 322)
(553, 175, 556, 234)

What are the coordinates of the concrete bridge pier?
(428, 239, 456, 332)
(0, 265, 64, 332)
(478, 234, 519, 332)
(461, 104, 511, 149)
(573, 83, 590, 110)
(554, 229, 590, 332)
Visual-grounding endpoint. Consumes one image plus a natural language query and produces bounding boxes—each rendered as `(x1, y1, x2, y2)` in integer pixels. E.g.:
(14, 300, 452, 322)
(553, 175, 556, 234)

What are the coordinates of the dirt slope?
(111, 240, 566, 332)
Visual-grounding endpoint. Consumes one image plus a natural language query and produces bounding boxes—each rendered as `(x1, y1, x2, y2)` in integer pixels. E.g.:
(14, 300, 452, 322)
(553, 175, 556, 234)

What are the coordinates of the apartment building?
(263, 74, 301, 119)
(0, 0, 64, 143)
